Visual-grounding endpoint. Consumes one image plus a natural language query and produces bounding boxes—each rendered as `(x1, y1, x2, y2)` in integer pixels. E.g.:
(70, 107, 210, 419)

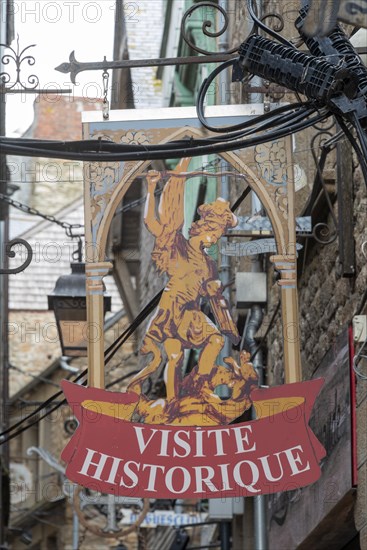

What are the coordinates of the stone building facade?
(226, 2, 367, 548)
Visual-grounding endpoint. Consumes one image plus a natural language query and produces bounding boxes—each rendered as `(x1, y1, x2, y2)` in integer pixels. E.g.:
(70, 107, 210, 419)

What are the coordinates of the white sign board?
(119, 510, 208, 529)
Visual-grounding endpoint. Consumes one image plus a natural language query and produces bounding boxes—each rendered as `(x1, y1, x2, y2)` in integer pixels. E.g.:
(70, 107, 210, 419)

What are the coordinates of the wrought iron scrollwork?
(246, 0, 292, 47)
(312, 222, 337, 244)
(0, 36, 39, 90)
(180, 0, 288, 58)
(260, 12, 285, 34)
(181, 1, 238, 55)
(1, 238, 33, 275)
(56, 2, 287, 82)
(308, 122, 338, 245)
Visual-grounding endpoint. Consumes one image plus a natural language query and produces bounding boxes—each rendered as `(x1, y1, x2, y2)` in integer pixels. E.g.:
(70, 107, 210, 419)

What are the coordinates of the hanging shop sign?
(62, 378, 324, 499)
(61, 105, 325, 498)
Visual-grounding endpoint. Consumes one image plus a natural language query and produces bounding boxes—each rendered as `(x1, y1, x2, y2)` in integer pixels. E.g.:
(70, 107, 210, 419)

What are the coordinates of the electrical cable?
(104, 289, 163, 364)
(0, 288, 164, 442)
(198, 86, 313, 135)
(230, 186, 252, 212)
(106, 369, 140, 390)
(8, 364, 60, 389)
(0, 378, 76, 440)
(1, 369, 142, 446)
(2, 102, 314, 147)
(1, 107, 320, 147)
(196, 60, 311, 131)
(0, 109, 330, 162)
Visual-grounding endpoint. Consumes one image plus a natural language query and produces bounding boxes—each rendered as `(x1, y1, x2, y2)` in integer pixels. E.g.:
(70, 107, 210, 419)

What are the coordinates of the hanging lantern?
(48, 262, 111, 357)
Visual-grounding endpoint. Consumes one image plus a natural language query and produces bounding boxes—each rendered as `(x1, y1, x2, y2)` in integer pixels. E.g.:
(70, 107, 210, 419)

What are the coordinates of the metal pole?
(244, 262, 268, 550)
(72, 509, 79, 550)
(0, 73, 10, 550)
(220, 521, 231, 550)
(218, 0, 231, 360)
(0, 217, 9, 550)
(247, 0, 268, 542)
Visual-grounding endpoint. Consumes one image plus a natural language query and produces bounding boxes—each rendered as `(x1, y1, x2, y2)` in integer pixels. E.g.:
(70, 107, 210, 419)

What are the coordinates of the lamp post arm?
(27, 446, 66, 475)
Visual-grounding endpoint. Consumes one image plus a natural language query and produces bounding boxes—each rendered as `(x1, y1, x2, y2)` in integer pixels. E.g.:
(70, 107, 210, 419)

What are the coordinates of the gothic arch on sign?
(83, 125, 300, 387)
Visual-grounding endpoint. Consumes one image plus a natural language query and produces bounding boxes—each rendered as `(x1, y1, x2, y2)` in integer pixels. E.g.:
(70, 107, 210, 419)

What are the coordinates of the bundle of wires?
(2, 78, 365, 184)
(0, 100, 330, 162)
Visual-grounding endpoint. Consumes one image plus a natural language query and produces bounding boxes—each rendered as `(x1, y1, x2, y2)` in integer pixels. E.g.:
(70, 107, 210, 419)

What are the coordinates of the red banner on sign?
(61, 379, 325, 499)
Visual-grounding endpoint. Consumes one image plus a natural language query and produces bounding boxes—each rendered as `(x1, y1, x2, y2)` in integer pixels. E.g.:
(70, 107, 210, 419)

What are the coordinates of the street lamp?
(48, 262, 111, 357)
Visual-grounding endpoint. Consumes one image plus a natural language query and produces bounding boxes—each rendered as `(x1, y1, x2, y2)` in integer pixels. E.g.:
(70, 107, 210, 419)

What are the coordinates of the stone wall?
(226, 1, 367, 547)
(265, 159, 367, 547)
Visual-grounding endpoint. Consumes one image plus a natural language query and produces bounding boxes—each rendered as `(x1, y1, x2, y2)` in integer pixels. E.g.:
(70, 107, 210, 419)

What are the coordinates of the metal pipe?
(0, 17, 10, 542)
(247, 0, 268, 543)
(244, 266, 267, 550)
(218, 0, 231, 360)
(72, 509, 79, 550)
(220, 521, 231, 550)
(243, 303, 263, 368)
(243, 288, 267, 550)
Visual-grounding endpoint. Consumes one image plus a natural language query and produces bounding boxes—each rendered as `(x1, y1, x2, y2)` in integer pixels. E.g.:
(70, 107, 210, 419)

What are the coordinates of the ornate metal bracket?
(0, 36, 39, 90)
(55, 2, 237, 83)
(0, 37, 71, 94)
(180, 1, 238, 55)
(55, 51, 235, 84)
(55, 1, 282, 84)
(74, 486, 150, 539)
(309, 122, 338, 245)
(1, 238, 33, 274)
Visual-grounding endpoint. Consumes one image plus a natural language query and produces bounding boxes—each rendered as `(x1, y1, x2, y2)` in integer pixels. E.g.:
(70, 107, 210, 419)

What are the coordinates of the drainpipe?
(217, 5, 232, 550)
(246, 0, 268, 538)
(72, 509, 79, 550)
(217, 2, 267, 546)
(243, 256, 267, 550)
(0, 13, 10, 544)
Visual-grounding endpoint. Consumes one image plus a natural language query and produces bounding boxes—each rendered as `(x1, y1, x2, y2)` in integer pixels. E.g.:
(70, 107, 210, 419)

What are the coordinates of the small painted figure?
(127, 158, 241, 402)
